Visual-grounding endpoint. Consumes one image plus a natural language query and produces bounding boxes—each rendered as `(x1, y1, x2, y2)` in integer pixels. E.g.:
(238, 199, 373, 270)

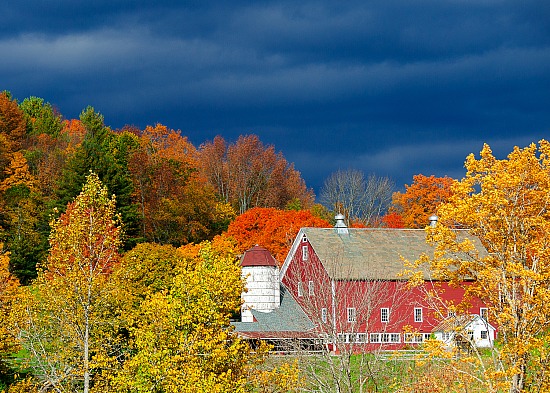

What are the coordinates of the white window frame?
(369, 333, 381, 343)
(321, 308, 327, 324)
(381, 307, 389, 323)
(347, 307, 357, 323)
(414, 307, 423, 323)
(404, 332, 431, 344)
(297, 282, 303, 297)
(309, 280, 314, 296)
(356, 333, 367, 343)
(302, 245, 309, 261)
(481, 330, 488, 340)
(390, 333, 401, 343)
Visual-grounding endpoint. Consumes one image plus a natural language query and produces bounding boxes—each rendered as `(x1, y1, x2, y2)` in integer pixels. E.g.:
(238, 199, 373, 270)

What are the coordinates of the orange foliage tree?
(391, 174, 455, 228)
(128, 124, 228, 245)
(380, 212, 405, 228)
(199, 135, 314, 214)
(223, 207, 330, 264)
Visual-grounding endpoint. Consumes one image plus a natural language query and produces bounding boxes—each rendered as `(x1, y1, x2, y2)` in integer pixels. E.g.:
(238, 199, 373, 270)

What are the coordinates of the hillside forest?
(0, 91, 464, 392)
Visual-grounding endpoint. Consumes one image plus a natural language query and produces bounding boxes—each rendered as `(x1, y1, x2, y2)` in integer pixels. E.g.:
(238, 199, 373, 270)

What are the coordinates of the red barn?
(234, 215, 491, 352)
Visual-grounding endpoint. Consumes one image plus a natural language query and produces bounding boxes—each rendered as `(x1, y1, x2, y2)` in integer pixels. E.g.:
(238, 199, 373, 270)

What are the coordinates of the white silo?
(240, 245, 280, 322)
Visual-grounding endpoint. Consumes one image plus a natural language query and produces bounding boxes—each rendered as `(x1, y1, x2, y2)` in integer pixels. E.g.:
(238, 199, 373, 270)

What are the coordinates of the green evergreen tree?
(56, 107, 141, 249)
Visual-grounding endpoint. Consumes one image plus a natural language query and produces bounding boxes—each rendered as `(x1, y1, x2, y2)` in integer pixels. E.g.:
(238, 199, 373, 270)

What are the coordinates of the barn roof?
(283, 228, 486, 281)
(232, 286, 314, 336)
(240, 245, 278, 267)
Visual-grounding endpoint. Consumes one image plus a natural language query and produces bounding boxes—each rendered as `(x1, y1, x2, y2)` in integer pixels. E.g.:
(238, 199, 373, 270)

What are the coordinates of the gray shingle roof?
(300, 227, 484, 280)
(232, 286, 314, 334)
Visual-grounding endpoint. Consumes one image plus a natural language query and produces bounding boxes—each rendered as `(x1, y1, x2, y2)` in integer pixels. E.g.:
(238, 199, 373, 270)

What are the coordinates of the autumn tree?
(0, 152, 45, 283)
(0, 92, 26, 154)
(380, 211, 405, 228)
(224, 207, 330, 263)
(411, 141, 550, 392)
(12, 172, 123, 393)
(0, 92, 27, 183)
(320, 169, 394, 226)
(391, 174, 455, 228)
(127, 124, 229, 245)
(108, 240, 273, 393)
(199, 135, 314, 214)
(0, 246, 20, 390)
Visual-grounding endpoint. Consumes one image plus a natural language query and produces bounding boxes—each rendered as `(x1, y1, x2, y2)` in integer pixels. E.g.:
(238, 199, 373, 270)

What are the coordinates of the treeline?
(0, 92, 314, 284)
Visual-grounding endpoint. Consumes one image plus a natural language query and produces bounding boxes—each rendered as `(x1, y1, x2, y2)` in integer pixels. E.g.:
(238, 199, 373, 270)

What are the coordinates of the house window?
(467, 330, 474, 341)
(381, 308, 389, 323)
(447, 311, 456, 318)
(414, 307, 423, 323)
(481, 330, 488, 340)
(443, 332, 451, 341)
(480, 307, 488, 322)
(302, 245, 309, 261)
(297, 282, 303, 297)
(347, 308, 356, 323)
(370, 333, 381, 343)
(321, 308, 327, 324)
(309, 280, 314, 296)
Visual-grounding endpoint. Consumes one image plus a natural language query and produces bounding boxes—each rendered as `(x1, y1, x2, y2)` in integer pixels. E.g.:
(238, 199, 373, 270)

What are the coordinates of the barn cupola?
(334, 213, 349, 235)
(240, 245, 281, 323)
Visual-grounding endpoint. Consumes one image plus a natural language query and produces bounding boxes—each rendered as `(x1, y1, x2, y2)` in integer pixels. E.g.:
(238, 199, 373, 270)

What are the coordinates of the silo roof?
(240, 245, 278, 267)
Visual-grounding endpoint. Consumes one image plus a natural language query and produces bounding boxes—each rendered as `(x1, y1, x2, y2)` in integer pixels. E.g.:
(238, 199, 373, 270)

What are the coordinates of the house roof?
(432, 314, 496, 333)
(240, 245, 278, 267)
(232, 285, 315, 337)
(282, 227, 486, 281)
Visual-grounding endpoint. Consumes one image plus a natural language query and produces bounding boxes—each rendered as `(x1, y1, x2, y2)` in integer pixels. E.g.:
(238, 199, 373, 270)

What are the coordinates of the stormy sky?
(2, 1, 549, 194)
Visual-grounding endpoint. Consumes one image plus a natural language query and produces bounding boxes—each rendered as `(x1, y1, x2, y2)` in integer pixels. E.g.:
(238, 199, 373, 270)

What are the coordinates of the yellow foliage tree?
(0, 246, 20, 389)
(110, 240, 270, 393)
(11, 172, 123, 393)
(414, 141, 550, 393)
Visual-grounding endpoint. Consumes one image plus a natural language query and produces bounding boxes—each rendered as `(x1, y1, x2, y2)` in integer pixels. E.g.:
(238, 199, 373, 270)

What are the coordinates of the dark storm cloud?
(2, 0, 549, 193)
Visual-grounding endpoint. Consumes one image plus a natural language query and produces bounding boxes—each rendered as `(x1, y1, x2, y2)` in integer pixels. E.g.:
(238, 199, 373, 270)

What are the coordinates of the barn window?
(308, 280, 314, 296)
(480, 307, 488, 322)
(302, 246, 309, 260)
(390, 333, 400, 343)
(381, 308, 389, 323)
(347, 308, 356, 323)
(297, 282, 303, 297)
(321, 308, 327, 323)
(414, 307, 423, 322)
(370, 333, 381, 343)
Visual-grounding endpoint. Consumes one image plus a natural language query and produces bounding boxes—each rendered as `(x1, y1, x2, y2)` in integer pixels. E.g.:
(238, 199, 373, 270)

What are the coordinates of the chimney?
(429, 215, 438, 227)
